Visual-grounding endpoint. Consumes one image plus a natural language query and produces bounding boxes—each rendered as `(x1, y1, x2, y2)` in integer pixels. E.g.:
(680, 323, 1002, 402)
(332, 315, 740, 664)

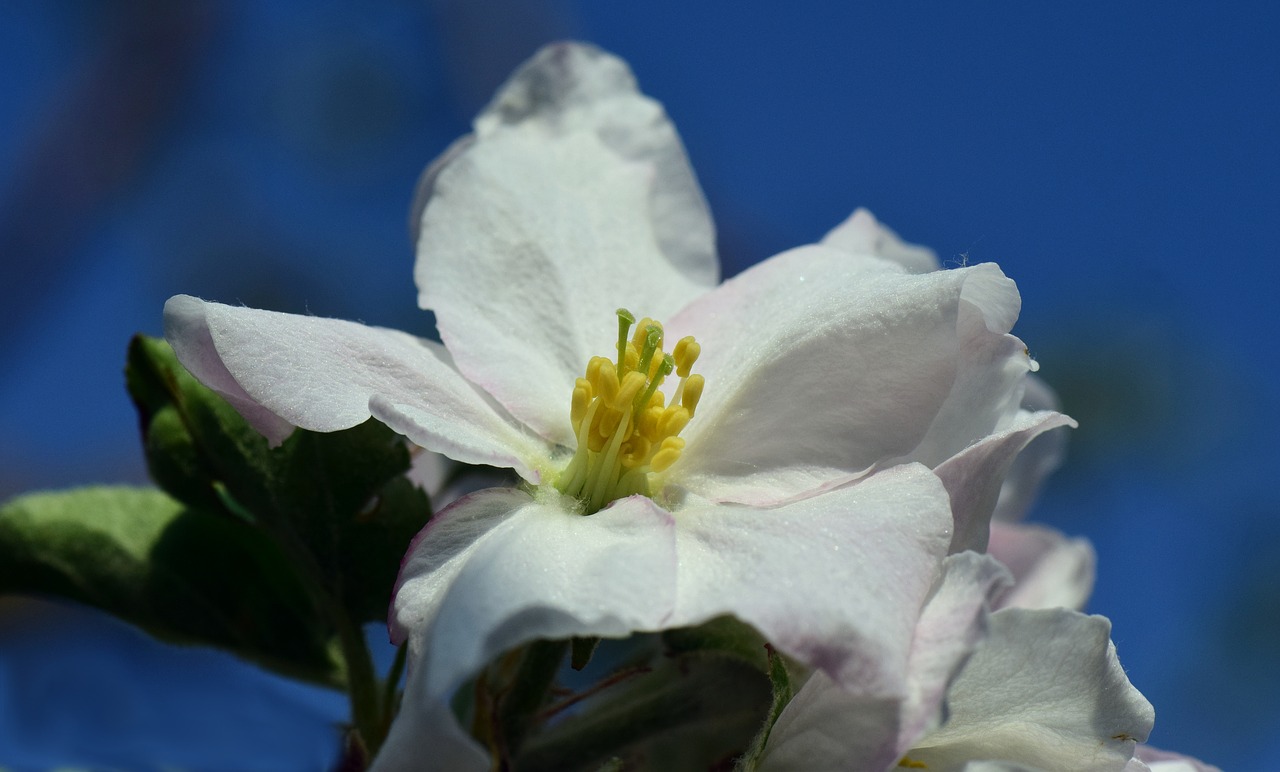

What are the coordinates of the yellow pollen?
(556, 308, 705, 513)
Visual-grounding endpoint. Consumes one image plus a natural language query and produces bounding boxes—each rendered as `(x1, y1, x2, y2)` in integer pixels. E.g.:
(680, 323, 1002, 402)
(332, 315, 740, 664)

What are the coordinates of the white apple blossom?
(164, 43, 1071, 769)
(762, 607, 1156, 772)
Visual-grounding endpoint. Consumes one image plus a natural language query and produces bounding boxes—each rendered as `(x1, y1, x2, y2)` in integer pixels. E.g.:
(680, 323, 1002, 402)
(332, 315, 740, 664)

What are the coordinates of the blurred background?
(1, 1, 1275, 769)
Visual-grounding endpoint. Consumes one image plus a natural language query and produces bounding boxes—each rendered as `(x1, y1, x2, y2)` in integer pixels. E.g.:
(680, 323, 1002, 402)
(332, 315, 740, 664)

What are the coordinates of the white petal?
(666, 247, 1029, 505)
(473, 42, 718, 288)
(1134, 746, 1223, 772)
(371, 696, 489, 772)
(417, 129, 710, 446)
(992, 376, 1071, 522)
(988, 522, 1096, 612)
(761, 553, 1009, 772)
(759, 679, 900, 772)
(821, 208, 940, 274)
(898, 553, 1012, 753)
(163, 296, 546, 480)
(381, 488, 679, 769)
(934, 410, 1077, 554)
(672, 464, 953, 690)
(909, 608, 1155, 771)
(392, 484, 677, 687)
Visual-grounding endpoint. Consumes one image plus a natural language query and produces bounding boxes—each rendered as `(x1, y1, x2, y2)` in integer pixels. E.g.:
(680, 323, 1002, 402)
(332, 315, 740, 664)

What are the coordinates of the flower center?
(555, 308, 704, 513)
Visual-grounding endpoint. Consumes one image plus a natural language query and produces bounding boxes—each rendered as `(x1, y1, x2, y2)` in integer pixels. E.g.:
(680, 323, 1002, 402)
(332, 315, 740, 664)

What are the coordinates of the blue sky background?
(1, 2, 1276, 769)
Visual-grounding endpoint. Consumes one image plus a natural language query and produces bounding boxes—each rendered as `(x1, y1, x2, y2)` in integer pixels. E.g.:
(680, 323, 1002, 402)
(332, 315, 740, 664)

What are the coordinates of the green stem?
(335, 606, 385, 758)
(381, 642, 408, 727)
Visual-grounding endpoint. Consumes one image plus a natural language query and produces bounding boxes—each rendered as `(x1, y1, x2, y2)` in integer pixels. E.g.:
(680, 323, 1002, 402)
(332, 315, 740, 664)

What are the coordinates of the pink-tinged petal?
(164, 295, 546, 479)
(1134, 745, 1223, 772)
(821, 208, 940, 274)
(761, 553, 1009, 772)
(672, 464, 953, 691)
(666, 247, 1031, 505)
(417, 129, 710, 446)
(935, 410, 1077, 554)
(897, 553, 1012, 754)
(992, 375, 1071, 523)
(390, 485, 677, 703)
(988, 521, 1096, 612)
(472, 42, 718, 288)
(908, 608, 1155, 772)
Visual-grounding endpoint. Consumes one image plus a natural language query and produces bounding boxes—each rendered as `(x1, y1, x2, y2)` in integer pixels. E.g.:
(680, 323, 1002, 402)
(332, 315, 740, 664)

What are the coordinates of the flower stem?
(334, 606, 385, 760)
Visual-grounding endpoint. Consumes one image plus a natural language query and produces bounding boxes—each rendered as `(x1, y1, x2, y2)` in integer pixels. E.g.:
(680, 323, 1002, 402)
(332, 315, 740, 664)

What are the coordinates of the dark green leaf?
(661, 614, 772, 671)
(515, 651, 771, 772)
(125, 334, 430, 623)
(0, 486, 342, 686)
(733, 645, 794, 772)
(571, 636, 601, 671)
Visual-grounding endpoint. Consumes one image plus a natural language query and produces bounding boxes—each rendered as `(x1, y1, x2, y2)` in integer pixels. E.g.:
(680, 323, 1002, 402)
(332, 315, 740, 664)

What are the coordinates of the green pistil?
(636, 326, 662, 379)
(615, 308, 635, 378)
(635, 355, 674, 417)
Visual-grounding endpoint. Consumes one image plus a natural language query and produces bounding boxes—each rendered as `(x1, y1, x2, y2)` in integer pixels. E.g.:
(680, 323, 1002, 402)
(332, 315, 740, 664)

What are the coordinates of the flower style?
(164, 43, 1072, 769)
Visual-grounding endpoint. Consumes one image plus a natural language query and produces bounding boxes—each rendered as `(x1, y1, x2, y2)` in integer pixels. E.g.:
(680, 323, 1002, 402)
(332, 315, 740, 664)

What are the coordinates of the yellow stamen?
(673, 336, 700, 378)
(555, 308, 706, 513)
(681, 374, 705, 416)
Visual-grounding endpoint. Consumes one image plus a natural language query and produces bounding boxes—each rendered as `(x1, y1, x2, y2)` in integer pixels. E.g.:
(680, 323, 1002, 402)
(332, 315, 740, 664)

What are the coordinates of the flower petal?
(383, 487, 678, 769)
(821, 207, 940, 274)
(897, 553, 1012, 754)
(1133, 745, 1223, 772)
(667, 246, 1033, 505)
(934, 409, 1077, 554)
(164, 296, 546, 479)
(908, 608, 1155, 772)
(417, 130, 710, 446)
(473, 42, 718, 288)
(992, 375, 1072, 522)
(671, 464, 953, 690)
(760, 552, 1010, 772)
(371, 697, 489, 772)
(415, 44, 716, 445)
(936, 409, 1075, 555)
(988, 521, 1096, 612)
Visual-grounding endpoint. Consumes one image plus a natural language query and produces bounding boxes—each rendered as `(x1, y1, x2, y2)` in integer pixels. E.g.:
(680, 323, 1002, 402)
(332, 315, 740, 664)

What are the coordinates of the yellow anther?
(623, 345, 639, 373)
(585, 355, 611, 388)
(586, 408, 609, 452)
(614, 370, 647, 409)
(646, 348, 669, 381)
(638, 404, 663, 439)
(673, 336, 700, 378)
(571, 377, 593, 428)
(649, 436, 685, 473)
(619, 436, 651, 468)
(631, 318, 661, 349)
(595, 364, 621, 405)
(657, 406, 691, 439)
(681, 374, 705, 416)
(598, 406, 626, 439)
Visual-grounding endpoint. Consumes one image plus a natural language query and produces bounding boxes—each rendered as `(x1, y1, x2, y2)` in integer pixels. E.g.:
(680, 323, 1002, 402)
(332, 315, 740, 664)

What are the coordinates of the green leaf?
(0, 486, 342, 686)
(515, 651, 772, 772)
(661, 614, 772, 671)
(733, 645, 794, 772)
(571, 636, 601, 671)
(125, 334, 430, 624)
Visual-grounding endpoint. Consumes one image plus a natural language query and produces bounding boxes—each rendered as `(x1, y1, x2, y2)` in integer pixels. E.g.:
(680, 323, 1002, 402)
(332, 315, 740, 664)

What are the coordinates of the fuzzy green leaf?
(0, 486, 342, 686)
